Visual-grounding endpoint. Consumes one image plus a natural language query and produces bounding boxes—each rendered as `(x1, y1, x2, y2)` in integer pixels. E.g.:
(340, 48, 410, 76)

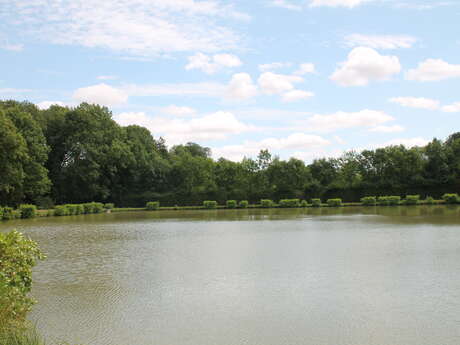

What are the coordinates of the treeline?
(1, 100, 460, 208)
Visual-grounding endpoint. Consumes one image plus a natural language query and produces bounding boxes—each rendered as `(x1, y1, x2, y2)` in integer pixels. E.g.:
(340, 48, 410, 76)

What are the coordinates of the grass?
(0, 327, 44, 345)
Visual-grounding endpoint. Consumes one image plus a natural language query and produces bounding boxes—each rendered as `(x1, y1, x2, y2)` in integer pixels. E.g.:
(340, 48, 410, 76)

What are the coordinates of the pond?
(1, 206, 460, 345)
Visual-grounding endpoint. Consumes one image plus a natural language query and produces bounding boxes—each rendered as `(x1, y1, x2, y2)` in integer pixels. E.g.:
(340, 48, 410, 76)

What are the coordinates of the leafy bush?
(65, 204, 77, 215)
(0, 208, 3, 220)
(2, 207, 14, 221)
(76, 204, 84, 215)
(260, 199, 273, 208)
(53, 205, 68, 216)
(83, 202, 94, 214)
(361, 196, 376, 206)
(327, 198, 342, 207)
(443, 193, 459, 204)
(0, 231, 45, 332)
(146, 201, 160, 210)
(19, 205, 37, 219)
(300, 200, 308, 207)
(279, 199, 300, 208)
(203, 200, 218, 209)
(311, 198, 321, 207)
(92, 202, 104, 213)
(378, 196, 401, 206)
(104, 203, 115, 210)
(239, 200, 248, 208)
(226, 200, 237, 209)
(404, 195, 420, 205)
(424, 196, 435, 205)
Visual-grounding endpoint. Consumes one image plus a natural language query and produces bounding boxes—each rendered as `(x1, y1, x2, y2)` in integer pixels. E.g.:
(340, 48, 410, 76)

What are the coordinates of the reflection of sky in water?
(1, 207, 460, 345)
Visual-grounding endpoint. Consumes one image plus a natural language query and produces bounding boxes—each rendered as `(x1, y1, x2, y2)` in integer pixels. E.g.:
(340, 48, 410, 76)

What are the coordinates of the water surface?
(1, 206, 460, 345)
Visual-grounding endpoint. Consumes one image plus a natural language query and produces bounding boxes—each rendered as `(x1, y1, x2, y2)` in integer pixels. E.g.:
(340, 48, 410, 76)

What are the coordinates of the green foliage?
(311, 198, 321, 207)
(146, 201, 160, 210)
(404, 195, 420, 205)
(239, 200, 248, 208)
(226, 200, 237, 209)
(260, 199, 273, 208)
(361, 196, 376, 206)
(279, 199, 300, 208)
(0, 230, 45, 332)
(443, 193, 459, 204)
(92, 202, 104, 213)
(378, 196, 401, 206)
(64, 204, 77, 215)
(0, 326, 45, 345)
(83, 202, 95, 214)
(300, 200, 308, 207)
(104, 203, 115, 210)
(19, 205, 36, 219)
(203, 200, 218, 209)
(53, 205, 68, 216)
(1, 207, 14, 220)
(327, 198, 342, 207)
(424, 196, 435, 205)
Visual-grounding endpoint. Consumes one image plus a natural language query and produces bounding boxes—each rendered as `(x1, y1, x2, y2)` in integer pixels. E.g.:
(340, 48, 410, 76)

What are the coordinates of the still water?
(1, 206, 460, 345)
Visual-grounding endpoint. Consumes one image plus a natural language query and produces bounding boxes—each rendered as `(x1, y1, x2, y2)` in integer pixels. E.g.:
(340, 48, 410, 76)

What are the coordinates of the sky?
(1, 0, 460, 162)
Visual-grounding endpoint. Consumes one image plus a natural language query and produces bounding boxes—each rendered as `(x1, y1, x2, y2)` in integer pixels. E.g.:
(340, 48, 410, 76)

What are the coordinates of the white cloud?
(295, 63, 316, 75)
(73, 83, 128, 106)
(406, 59, 460, 82)
(0, 88, 31, 94)
(281, 89, 314, 102)
(441, 102, 460, 113)
(304, 109, 394, 132)
(226, 73, 258, 100)
(370, 125, 405, 133)
(0, 43, 23, 52)
(161, 105, 196, 116)
(382, 137, 429, 148)
(330, 47, 401, 86)
(258, 62, 292, 72)
(258, 72, 304, 95)
(344, 34, 417, 50)
(115, 110, 253, 144)
(2, 0, 248, 57)
(389, 97, 440, 110)
(97, 75, 118, 80)
(185, 52, 242, 74)
(269, 0, 303, 10)
(212, 132, 330, 161)
(310, 0, 370, 8)
(36, 101, 65, 110)
(122, 82, 226, 98)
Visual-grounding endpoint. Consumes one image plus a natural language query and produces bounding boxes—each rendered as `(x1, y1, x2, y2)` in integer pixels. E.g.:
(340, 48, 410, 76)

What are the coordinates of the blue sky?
(1, 0, 460, 161)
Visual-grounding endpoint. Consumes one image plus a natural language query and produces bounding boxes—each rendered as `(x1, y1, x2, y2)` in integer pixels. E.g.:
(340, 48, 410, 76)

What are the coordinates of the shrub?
(1, 207, 14, 221)
(0, 208, 3, 220)
(260, 199, 273, 208)
(203, 200, 218, 209)
(226, 200, 237, 209)
(361, 196, 376, 206)
(104, 203, 115, 210)
(53, 205, 68, 216)
(404, 195, 420, 205)
(19, 205, 37, 219)
(443, 193, 459, 204)
(76, 204, 84, 215)
(146, 201, 160, 210)
(311, 198, 321, 207)
(300, 200, 308, 208)
(327, 198, 342, 207)
(378, 196, 400, 206)
(83, 202, 95, 214)
(65, 204, 77, 215)
(239, 200, 249, 208)
(92, 202, 104, 213)
(424, 196, 435, 205)
(279, 199, 300, 208)
(0, 230, 45, 332)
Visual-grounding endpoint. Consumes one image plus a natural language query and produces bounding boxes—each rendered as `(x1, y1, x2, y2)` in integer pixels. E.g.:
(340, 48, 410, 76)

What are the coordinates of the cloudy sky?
(1, 0, 459, 161)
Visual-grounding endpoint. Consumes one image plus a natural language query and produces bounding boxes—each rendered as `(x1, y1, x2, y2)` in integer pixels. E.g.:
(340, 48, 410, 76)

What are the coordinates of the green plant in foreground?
(226, 200, 237, 209)
(146, 201, 160, 210)
(327, 198, 342, 207)
(0, 231, 45, 333)
(203, 200, 218, 209)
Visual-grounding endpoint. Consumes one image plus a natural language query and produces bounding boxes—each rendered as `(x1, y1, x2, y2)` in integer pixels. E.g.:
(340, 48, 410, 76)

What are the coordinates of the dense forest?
(1, 100, 459, 208)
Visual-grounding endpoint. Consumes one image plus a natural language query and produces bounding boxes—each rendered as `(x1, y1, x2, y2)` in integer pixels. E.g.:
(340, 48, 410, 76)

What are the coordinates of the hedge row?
(54, 202, 106, 216)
